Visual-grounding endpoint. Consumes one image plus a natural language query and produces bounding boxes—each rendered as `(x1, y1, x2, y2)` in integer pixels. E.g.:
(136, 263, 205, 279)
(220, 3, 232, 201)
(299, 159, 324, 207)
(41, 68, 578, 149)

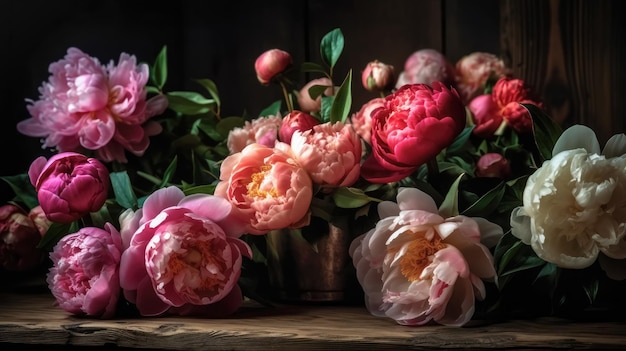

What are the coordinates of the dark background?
(1, 0, 624, 202)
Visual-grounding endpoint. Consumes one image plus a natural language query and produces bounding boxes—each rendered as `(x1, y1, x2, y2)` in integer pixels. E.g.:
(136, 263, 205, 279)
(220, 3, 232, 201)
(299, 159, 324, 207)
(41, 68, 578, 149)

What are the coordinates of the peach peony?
(350, 97, 385, 145)
(226, 114, 282, 154)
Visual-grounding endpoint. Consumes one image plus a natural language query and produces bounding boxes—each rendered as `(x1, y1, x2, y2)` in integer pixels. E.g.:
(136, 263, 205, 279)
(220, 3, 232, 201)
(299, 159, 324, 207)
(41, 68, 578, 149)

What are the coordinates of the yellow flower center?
(395, 233, 447, 282)
(247, 164, 278, 198)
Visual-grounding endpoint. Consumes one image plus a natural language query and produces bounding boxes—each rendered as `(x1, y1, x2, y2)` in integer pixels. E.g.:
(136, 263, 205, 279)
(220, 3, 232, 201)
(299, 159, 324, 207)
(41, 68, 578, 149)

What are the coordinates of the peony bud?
(361, 60, 396, 92)
(0, 204, 44, 271)
(29, 152, 110, 223)
(469, 94, 503, 139)
(476, 153, 511, 178)
(297, 77, 333, 113)
(279, 110, 320, 144)
(254, 49, 292, 85)
(28, 205, 52, 237)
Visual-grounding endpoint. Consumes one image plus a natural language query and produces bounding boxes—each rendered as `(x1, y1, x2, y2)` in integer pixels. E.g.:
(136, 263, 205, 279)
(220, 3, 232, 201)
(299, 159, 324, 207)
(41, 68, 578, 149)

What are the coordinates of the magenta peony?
(349, 187, 502, 326)
(28, 152, 110, 223)
(361, 60, 396, 92)
(17, 47, 167, 163)
(361, 83, 466, 183)
(278, 110, 320, 145)
(395, 49, 455, 89)
(254, 49, 293, 85)
(118, 186, 251, 317)
(0, 204, 45, 271)
(226, 114, 283, 154)
(47, 223, 123, 318)
(290, 121, 361, 188)
(215, 143, 313, 235)
(297, 77, 334, 113)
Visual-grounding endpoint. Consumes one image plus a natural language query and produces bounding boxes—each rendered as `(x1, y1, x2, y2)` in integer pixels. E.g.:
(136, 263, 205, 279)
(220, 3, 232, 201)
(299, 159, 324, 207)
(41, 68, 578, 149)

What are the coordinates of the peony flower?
(254, 49, 292, 85)
(297, 77, 334, 113)
(349, 187, 502, 326)
(279, 110, 320, 145)
(17, 47, 167, 163)
(118, 186, 252, 317)
(510, 125, 626, 277)
(468, 94, 502, 138)
(227, 114, 283, 154)
(215, 143, 313, 235)
(28, 152, 110, 223)
(350, 97, 385, 144)
(47, 223, 123, 318)
(362, 60, 396, 92)
(290, 121, 361, 188)
(28, 205, 52, 237)
(454, 52, 509, 104)
(395, 49, 455, 89)
(475, 153, 511, 178)
(0, 204, 44, 271)
(361, 82, 466, 183)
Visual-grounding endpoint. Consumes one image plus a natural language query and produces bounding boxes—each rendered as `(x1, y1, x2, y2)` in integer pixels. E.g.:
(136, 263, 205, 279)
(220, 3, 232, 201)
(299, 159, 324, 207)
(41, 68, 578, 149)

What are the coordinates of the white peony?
(510, 125, 626, 279)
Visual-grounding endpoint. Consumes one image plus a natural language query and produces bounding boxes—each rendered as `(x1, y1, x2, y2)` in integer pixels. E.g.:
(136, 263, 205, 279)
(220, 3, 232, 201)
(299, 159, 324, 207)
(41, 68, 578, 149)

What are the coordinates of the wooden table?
(1, 292, 625, 350)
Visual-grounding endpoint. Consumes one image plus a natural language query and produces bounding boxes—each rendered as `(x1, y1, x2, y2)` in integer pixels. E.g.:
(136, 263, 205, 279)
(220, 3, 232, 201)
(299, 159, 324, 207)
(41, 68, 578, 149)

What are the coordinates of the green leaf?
(216, 116, 245, 138)
(439, 173, 465, 217)
(195, 78, 221, 108)
(167, 91, 216, 115)
(320, 28, 344, 69)
(332, 186, 372, 209)
(151, 45, 168, 90)
(308, 84, 331, 100)
(461, 181, 506, 217)
(329, 70, 352, 123)
(523, 103, 562, 163)
(1, 174, 39, 209)
(159, 156, 178, 188)
(182, 184, 216, 196)
(110, 171, 138, 209)
(446, 126, 475, 155)
(38, 221, 79, 251)
(259, 100, 282, 117)
(301, 62, 329, 75)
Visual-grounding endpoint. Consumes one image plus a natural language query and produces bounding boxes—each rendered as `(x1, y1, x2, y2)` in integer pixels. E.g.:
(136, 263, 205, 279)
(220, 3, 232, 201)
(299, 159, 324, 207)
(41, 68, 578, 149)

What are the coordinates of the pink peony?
(278, 110, 320, 145)
(290, 122, 361, 188)
(28, 152, 110, 223)
(349, 187, 502, 326)
(28, 205, 52, 237)
(0, 204, 45, 271)
(468, 94, 502, 138)
(215, 143, 313, 235)
(297, 77, 334, 113)
(47, 223, 123, 318)
(362, 60, 396, 92)
(17, 47, 167, 163)
(254, 49, 292, 85)
(227, 114, 283, 154)
(454, 52, 509, 104)
(118, 186, 251, 317)
(476, 153, 511, 178)
(350, 97, 385, 144)
(361, 83, 466, 183)
(395, 49, 455, 89)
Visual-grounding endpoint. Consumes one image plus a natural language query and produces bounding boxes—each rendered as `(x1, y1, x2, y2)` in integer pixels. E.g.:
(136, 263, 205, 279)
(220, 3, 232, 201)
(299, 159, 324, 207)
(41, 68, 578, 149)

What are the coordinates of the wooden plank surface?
(1, 292, 625, 350)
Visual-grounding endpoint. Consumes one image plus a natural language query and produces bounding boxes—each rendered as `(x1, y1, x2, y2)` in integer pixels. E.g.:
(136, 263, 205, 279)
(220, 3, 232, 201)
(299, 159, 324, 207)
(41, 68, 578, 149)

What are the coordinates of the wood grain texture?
(1, 292, 625, 350)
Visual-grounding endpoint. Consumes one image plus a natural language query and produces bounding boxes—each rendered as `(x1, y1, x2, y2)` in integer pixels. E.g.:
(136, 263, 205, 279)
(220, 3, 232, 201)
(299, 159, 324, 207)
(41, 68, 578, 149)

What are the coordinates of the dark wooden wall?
(1, 0, 623, 201)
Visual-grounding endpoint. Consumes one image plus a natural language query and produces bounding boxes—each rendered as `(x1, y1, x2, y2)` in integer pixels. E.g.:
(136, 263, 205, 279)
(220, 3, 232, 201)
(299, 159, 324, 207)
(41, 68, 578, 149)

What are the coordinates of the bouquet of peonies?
(2, 28, 625, 325)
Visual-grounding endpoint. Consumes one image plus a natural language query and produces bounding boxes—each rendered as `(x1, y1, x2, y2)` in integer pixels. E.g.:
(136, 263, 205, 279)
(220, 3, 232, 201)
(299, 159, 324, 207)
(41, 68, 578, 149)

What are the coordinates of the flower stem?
(427, 158, 439, 182)
(279, 80, 293, 113)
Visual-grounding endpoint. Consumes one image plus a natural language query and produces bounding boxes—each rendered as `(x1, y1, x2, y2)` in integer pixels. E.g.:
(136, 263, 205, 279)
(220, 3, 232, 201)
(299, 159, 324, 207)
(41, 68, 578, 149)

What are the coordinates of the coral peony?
(454, 52, 509, 104)
(119, 186, 251, 317)
(361, 83, 466, 183)
(350, 97, 385, 145)
(17, 47, 167, 163)
(227, 114, 283, 154)
(350, 187, 501, 326)
(297, 77, 334, 113)
(395, 49, 455, 89)
(290, 121, 361, 188)
(0, 204, 45, 271)
(278, 110, 320, 145)
(362, 60, 396, 92)
(28, 152, 110, 223)
(215, 143, 313, 235)
(47, 223, 123, 318)
(254, 49, 292, 85)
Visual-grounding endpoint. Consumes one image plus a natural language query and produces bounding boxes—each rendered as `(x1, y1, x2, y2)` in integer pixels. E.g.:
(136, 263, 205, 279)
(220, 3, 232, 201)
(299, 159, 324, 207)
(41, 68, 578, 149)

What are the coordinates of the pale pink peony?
(350, 97, 385, 144)
(0, 204, 45, 271)
(297, 77, 334, 113)
(254, 49, 292, 85)
(290, 122, 361, 188)
(278, 110, 320, 145)
(349, 187, 502, 326)
(118, 186, 251, 317)
(215, 143, 313, 235)
(227, 114, 283, 154)
(29, 152, 110, 223)
(454, 52, 509, 104)
(47, 223, 123, 318)
(362, 60, 396, 92)
(395, 49, 455, 89)
(17, 47, 167, 163)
